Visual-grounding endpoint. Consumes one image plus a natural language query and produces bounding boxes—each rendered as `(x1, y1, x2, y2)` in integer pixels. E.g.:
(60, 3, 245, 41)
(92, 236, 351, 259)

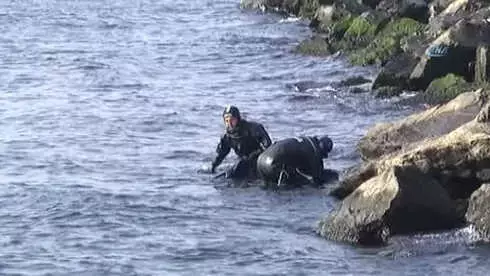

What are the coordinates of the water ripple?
(0, 0, 479, 275)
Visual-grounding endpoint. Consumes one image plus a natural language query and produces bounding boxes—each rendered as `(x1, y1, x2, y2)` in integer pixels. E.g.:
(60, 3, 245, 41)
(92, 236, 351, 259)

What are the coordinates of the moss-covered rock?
(339, 11, 390, 52)
(345, 15, 375, 38)
(423, 74, 470, 103)
(295, 35, 333, 56)
(349, 17, 424, 66)
(402, 74, 471, 105)
(312, 5, 355, 35)
(330, 14, 354, 38)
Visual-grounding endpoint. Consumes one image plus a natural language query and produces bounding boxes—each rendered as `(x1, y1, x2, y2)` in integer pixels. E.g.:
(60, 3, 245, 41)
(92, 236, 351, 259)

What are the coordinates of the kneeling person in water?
(211, 105, 272, 179)
(256, 136, 335, 188)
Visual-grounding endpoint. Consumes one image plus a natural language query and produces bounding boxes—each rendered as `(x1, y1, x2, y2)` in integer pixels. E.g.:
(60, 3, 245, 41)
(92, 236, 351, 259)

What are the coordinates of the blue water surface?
(1, 0, 489, 275)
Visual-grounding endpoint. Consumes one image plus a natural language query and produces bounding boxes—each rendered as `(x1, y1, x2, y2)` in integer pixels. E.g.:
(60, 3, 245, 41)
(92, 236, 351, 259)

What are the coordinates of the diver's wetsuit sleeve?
(311, 152, 325, 185)
(303, 136, 325, 185)
(211, 135, 231, 171)
(256, 124, 272, 150)
(245, 123, 272, 160)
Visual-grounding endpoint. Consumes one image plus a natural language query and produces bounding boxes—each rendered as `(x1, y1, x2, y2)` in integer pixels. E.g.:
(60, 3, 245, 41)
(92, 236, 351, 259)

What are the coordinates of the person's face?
(224, 114, 238, 129)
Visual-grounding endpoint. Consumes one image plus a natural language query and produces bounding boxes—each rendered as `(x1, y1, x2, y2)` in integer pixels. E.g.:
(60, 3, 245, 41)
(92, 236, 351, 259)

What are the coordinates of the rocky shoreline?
(241, 0, 490, 245)
(241, 0, 490, 101)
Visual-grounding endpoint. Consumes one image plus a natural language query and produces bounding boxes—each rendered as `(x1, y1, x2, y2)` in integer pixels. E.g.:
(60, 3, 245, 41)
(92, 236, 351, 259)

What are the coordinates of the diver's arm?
(211, 135, 231, 173)
(311, 156, 325, 186)
(296, 149, 324, 186)
(257, 124, 272, 150)
(244, 124, 272, 161)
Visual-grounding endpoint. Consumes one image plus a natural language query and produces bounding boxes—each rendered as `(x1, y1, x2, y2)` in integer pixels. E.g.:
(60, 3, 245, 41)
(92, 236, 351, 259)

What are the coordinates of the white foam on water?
(279, 17, 300, 23)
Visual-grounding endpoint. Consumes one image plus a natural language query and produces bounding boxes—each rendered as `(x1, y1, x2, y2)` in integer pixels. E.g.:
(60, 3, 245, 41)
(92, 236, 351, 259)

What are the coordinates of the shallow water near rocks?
(1, 0, 489, 275)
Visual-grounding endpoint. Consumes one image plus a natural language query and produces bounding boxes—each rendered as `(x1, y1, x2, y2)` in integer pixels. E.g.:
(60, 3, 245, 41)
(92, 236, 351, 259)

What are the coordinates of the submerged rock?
(339, 76, 371, 86)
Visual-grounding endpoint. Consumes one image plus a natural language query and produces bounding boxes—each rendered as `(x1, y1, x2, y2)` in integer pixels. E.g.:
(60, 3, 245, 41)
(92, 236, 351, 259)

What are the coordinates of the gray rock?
(372, 53, 420, 92)
(319, 166, 462, 245)
(358, 89, 486, 160)
(466, 183, 490, 241)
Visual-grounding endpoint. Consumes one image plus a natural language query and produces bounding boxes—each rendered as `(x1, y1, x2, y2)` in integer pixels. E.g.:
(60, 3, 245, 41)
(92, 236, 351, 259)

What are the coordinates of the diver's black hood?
(317, 135, 333, 158)
(223, 105, 241, 120)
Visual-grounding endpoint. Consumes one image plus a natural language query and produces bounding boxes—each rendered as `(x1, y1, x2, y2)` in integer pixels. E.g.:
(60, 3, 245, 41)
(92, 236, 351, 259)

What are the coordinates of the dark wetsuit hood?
(223, 105, 242, 135)
(222, 105, 241, 120)
(318, 135, 333, 158)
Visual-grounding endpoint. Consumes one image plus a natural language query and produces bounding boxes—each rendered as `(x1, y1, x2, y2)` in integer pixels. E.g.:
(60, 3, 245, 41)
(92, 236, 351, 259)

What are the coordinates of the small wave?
(126, 203, 178, 213)
(96, 83, 149, 91)
(286, 81, 335, 93)
(287, 94, 318, 102)
(306, 86, 337, 94)
(279, 17, 300, 23)
(399, 91, 418, 98)
(384, 226, 484, 259)
(78, 62, 110, 71)
(172, 184, 219, 199)
(49, 22, 85, 29)
(165, 150, 202, 160)
(41, 49, 88, 55)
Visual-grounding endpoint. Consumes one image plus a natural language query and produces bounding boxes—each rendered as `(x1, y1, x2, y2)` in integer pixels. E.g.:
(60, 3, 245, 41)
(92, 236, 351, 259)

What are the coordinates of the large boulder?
(323, 101, 490, 244)
(409, 29, 475, 90)
(410, 16, 490, 91)
(376, 0, 430, 23)
(332, 90, 490, 199)
(319, 165, 463, 245)
(358, 89, 486, 161)
(427, 0, 470, 37)
(429, 0, 466, 19)
(330, 162, 377, 199)
(372, 52, 420, 97)
(427, 0, 489, 37)
(466, 183, 490, 241)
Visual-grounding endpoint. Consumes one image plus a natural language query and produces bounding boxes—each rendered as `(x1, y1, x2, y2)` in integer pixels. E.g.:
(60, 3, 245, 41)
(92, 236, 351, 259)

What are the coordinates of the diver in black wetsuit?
(210, 105, 272, 179)
(256, 135, 336, 188)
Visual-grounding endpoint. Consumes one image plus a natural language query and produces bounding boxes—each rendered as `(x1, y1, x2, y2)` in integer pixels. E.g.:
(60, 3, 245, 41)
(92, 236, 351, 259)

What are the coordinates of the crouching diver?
(210, 105, 272, 179)
(256, 136, 336, 188)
